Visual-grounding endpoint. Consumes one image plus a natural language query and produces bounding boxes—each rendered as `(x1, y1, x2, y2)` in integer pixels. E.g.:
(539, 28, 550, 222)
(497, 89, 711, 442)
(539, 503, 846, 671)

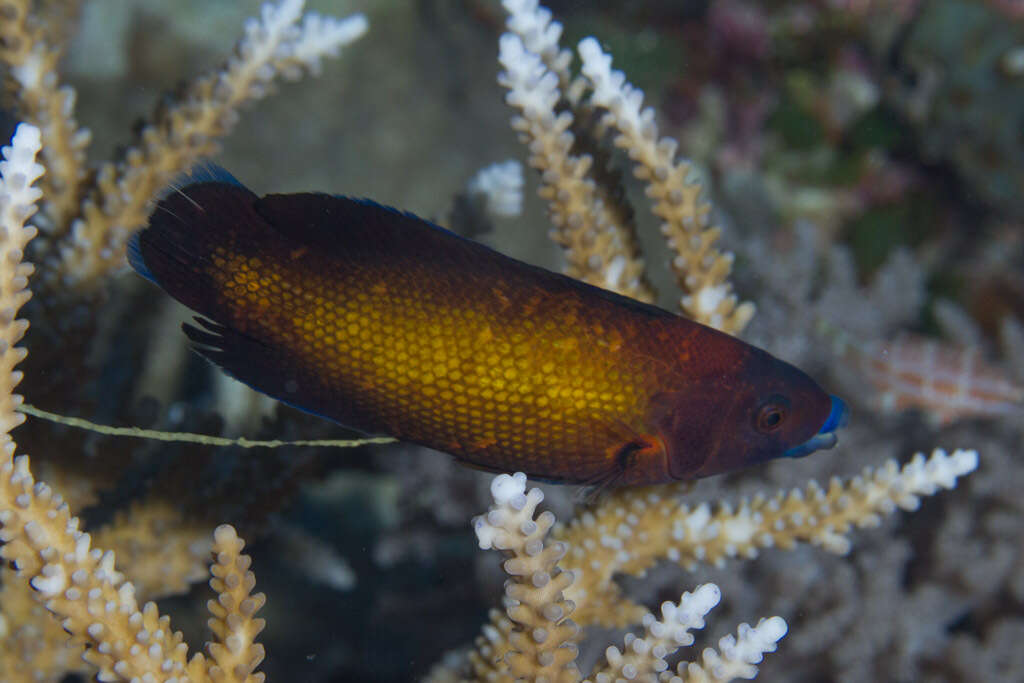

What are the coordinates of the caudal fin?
(128, 167, 261, 318)
(129, 169, 368, 427)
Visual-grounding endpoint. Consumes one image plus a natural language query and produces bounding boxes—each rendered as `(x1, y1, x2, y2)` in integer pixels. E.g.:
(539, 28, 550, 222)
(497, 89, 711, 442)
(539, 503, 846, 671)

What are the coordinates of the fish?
(128, 167, 846, 487)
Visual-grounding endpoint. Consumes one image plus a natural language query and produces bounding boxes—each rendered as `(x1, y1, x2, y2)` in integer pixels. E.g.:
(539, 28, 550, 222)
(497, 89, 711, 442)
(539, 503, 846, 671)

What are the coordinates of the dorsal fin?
(252, 192, 494, 270)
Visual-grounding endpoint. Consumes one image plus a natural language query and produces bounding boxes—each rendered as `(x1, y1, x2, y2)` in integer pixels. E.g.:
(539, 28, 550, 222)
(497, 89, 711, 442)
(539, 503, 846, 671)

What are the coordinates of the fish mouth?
(783, 395, 847, 459)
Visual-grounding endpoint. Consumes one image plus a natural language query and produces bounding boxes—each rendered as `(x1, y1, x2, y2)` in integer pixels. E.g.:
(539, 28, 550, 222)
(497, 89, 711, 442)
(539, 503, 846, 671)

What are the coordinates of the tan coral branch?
(54, 1, 368, 290)
(0, 455, 194, 681)
(498, 33, 654, 302)
(0, 574, 91, 683)
(204, 525, 267, 683)
(578, 38, 754, 335)
(470, 472, 581, 683)
(92, 499, 214, 602)
(555, 449, 979, 627)
(0, 455, 268, 683)
(0, 0, 90, 234)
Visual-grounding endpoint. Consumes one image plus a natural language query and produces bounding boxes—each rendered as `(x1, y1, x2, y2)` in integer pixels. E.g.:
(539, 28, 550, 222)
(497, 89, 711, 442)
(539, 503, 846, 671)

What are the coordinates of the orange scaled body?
(130, 170, 842, 486)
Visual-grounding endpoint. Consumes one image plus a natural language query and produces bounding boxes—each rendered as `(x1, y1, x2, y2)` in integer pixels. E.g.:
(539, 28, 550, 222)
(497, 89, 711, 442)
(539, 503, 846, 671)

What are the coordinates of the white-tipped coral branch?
(499, 1, 758, 330)
(0, 123, 83, 683)
(0, 1, 90, 234)
(0, 450, 268, 682)
(577, 37, 754, 335)
(590, 584, 723, 681)
(50, 0, 368, 291)
(0, 123, 42, 435)
(467, 160, 525, 218)
(450, 473, 787, 683)
(556, 449, 979, 627)
(91, 499, 214, 601)
(502, 0, 573, 90)
(589, 584, 786, 683)
(470, 472, 580, 682)
(498, 33, 653, 301)
(203, 525, 267, 683)
(0, 456, 191, 681)
(675, 616, 788, 683)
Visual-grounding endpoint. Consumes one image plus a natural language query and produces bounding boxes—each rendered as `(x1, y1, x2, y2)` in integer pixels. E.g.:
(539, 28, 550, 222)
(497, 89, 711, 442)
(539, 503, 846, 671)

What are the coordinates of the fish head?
(656, 347, 845, 481)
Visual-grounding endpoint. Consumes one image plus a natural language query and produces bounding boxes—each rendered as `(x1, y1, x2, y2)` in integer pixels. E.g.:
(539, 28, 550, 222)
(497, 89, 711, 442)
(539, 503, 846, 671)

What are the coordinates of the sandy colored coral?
(0, 0, 368, 295)
(498, 1, 752, 335)
(438, 472, 789, 683)
(498, 36, 652, 302)
(0, 451, 268, 682)
(92, 499, 214, 601)
(499, 0, 653, 303)
(555, 448, 978, 627)
(0, 568, 90, 683)
(577, 38, 754, 335)
(56, 0, 367, 290)
(0, 0, 90, 234)
(470, 472, 580, 682)
(204, 524, 268, 683)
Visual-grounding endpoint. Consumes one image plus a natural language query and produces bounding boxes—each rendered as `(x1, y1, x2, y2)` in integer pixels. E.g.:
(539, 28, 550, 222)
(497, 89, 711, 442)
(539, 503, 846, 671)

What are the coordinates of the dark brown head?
(651, 345, 845, 481)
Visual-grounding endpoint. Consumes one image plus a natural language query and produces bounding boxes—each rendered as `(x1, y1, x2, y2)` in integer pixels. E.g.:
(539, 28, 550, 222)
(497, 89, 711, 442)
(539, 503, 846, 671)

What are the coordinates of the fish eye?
(755, 397, 789, 433)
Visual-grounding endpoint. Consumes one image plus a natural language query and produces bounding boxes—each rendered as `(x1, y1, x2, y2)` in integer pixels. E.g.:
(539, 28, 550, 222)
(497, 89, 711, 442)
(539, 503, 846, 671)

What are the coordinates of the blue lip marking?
(820, 395, 848, 433)
(781, 395, 847, 459)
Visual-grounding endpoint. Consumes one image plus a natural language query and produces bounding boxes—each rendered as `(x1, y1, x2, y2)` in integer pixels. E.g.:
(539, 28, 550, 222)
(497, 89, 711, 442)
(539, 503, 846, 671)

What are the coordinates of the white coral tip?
(491, 472, 528, 505)
(468, 160, 524, 217)
(11, 124, 41, 152)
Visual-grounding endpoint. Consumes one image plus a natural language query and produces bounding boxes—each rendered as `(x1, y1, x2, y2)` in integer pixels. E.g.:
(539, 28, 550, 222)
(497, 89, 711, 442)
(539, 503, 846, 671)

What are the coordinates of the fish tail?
(128, 167, 260, 318)
(129, 169, 369, 428)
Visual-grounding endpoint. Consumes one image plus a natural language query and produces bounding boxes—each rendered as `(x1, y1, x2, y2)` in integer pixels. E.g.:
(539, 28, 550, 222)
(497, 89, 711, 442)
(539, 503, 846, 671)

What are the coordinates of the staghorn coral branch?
(52, 0, 368, 291)
(0, 454, 268, 683)
(450, 474, 787, 683)
(0, 123, 272, 683)
(470, 472, 581, 682)
(501, 0, 651, 302)
(91, 499, 214, 602)
(0, 123, 86, 683)
(0, 0, 91, 235)
(586, 583, 787, 683)
(555, 449, 979, 627)
(203, 525, 267, 683)
(502, 0, 573, 92)
(467, 160, 525, 218)
(0, 455, 194, 681)
(0, 129, 188, 679)
(577, 38, 754, 335)
(0, 574, 91, 682)
(0, 123, 41, 434)
(588, 583, 723, 681)
(498, 33, 653, 302)
(673, 616, 788, 683)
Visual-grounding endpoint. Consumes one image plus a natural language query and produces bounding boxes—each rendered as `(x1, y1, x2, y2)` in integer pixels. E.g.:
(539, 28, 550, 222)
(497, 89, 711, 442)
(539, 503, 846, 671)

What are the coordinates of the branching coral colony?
(0, 2, 369, 681)
(0, 0, 982, 682)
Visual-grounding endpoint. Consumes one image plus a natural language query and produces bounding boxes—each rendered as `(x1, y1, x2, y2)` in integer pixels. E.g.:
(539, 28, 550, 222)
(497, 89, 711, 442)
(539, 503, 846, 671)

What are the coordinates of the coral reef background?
(2, 0, 1022, 681)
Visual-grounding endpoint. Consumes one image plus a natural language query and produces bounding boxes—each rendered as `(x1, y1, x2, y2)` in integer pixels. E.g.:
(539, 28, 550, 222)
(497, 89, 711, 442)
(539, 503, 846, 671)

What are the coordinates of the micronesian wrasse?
(129, 168, 846, 487)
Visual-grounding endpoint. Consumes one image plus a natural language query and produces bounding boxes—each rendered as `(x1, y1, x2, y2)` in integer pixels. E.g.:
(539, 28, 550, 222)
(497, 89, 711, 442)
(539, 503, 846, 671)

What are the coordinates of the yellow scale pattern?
(205, 245, 657, 479)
